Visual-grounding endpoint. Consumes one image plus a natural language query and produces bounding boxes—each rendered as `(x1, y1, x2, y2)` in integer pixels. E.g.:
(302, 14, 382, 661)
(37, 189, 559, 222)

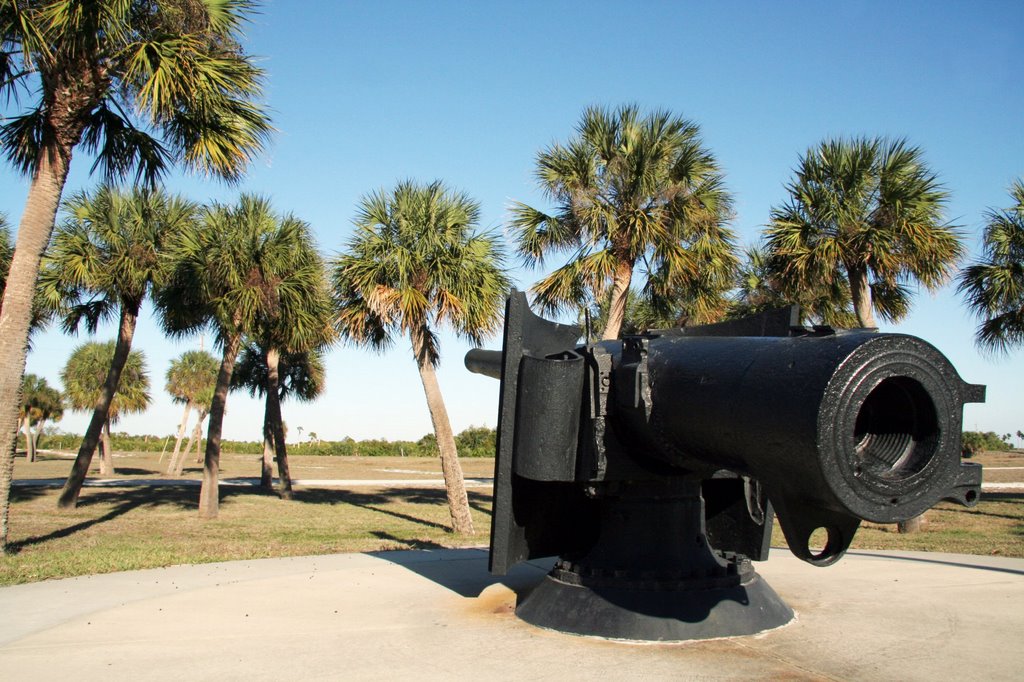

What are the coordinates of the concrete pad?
(0, 548, 1021, 681)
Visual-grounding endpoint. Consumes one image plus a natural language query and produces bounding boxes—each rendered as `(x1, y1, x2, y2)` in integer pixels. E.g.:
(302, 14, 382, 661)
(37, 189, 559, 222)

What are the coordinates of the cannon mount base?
(513, 480, 795, 641)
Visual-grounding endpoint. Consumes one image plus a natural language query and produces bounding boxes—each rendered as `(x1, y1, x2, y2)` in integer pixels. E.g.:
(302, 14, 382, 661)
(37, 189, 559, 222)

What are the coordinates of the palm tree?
(18, 374, 62, 462)
(41, 185, 196, 507)
(165, 350, 219, 476)
(232, 345, 326, 490)
(766, 137, 962, 536)
(509, 104, 737, 340)
(0, 214, 11, 294)
(957, 179, 1024, 354)
(332, 180, 510, 534)
(764, 137, 963, 328)
(728, 245, 857, 327)
(61, 341, 150, 475)
(227, 211, 333, 498)
(28, 383, 63, 459)
(0, 0, 271, 551)
(158, 195, 327, 518)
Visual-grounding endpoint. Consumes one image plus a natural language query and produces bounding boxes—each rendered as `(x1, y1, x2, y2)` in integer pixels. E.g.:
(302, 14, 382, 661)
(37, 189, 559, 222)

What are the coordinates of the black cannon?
(466, 291, 984, 641)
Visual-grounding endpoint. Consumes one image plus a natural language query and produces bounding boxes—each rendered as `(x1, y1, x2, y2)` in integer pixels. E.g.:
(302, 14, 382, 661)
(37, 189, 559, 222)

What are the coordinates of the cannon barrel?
(605, 330, 984, 562)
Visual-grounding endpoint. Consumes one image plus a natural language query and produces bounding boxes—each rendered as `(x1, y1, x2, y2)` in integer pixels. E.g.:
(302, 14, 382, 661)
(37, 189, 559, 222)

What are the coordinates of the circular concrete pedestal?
(0, 548, 1021, 681)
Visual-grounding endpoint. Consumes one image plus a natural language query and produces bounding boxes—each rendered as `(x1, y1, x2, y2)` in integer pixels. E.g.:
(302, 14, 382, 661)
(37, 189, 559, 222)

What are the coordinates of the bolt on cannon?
(466, 291, 984, 641)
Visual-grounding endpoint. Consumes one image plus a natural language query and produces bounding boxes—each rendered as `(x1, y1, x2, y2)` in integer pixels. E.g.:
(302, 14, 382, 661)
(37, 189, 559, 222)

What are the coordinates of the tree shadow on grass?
(8, 486, 197, 554)
(8, 482, 492, 555)
(7, 485, 270, 554)
(292, 487, 492, 533)
(370, 531, 446, 550)
(9, 487, 51, 503)
(293, 488, 451, 532)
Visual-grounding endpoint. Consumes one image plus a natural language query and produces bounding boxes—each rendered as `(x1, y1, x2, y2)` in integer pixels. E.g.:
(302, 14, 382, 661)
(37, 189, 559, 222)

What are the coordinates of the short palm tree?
(957, 180, 1024, 354)
(165, 350, 219, 476)
(232, 345, 326, 490)
(61, 341, 150, 475)
(232, 213, 333, 498)
(0, 0, 271, 550)
(333, 180, 510, 534)
(509, 104, 737, 339)
(158, 195, 327, 518)
(43, 185, 196, 507)
(764, 137, 963, 328)
(728, 245, 857, 327)
(18, 374, 63, 463)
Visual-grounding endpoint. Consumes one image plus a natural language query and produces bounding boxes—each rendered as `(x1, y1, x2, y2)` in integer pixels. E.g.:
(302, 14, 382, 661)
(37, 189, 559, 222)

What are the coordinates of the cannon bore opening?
(853, 377, 939, 482)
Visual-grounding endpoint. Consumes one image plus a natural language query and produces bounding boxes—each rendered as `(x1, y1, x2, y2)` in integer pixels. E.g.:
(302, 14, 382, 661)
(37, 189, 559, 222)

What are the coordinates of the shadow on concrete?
(848, 550, 1024, 576)
(367, 546, 551, 599)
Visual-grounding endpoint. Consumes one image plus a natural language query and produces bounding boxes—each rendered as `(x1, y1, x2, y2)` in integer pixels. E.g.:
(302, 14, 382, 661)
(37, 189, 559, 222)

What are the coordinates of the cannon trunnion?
(466, 292, 983, 641)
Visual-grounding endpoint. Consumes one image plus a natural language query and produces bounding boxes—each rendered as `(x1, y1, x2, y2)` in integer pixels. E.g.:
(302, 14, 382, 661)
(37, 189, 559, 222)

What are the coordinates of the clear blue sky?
(4, 1, 1022, 444)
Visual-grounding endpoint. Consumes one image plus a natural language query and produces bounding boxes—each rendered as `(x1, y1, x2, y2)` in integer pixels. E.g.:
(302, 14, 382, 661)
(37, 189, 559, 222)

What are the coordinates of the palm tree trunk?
(199, 334, 242, 519)
(260, 437, 274, 489)
(898, 515, 924, 533)
(411, 328, 474, 534)
(166, 403, 192, 472)
(24, 418, 36, 463)
(175, 412, 206, 477)
(0, 149, 73, 550)
(847, 263, 876, 328)
(58, 305, 138, 508)
(30, 421, 43, 459)
(101, 420, 114, 476)
(602, 257, 635, 340)
(259, 349, 275, 490)
(265, 347, 293, 498)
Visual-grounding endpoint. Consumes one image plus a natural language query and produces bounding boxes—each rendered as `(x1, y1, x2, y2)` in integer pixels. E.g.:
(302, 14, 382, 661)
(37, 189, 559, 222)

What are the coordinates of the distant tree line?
(22, 426, 499, 459)
(961, 431, 1017, 456)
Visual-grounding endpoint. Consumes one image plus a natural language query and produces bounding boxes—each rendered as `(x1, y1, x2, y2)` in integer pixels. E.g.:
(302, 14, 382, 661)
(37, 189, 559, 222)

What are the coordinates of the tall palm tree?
(41, 185, 197, 507)
(0, 0, 271, 550)
(18, 373, 62, 462)
(332, 180, 510, 534)
(232, 345, 326, 490)
(165, 349, 219, 476)
(764, 137, 963, 328)
(957, 179, 1024, 354)
(158, 195, 327, 518)
(509, 104, 737, 340)
(61, 340, 150, 475)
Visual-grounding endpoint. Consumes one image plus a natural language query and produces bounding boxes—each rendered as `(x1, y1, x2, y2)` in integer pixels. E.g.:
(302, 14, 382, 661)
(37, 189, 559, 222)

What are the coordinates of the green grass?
(3, 484, 493, 585)
(2, 450, 1021, 586)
